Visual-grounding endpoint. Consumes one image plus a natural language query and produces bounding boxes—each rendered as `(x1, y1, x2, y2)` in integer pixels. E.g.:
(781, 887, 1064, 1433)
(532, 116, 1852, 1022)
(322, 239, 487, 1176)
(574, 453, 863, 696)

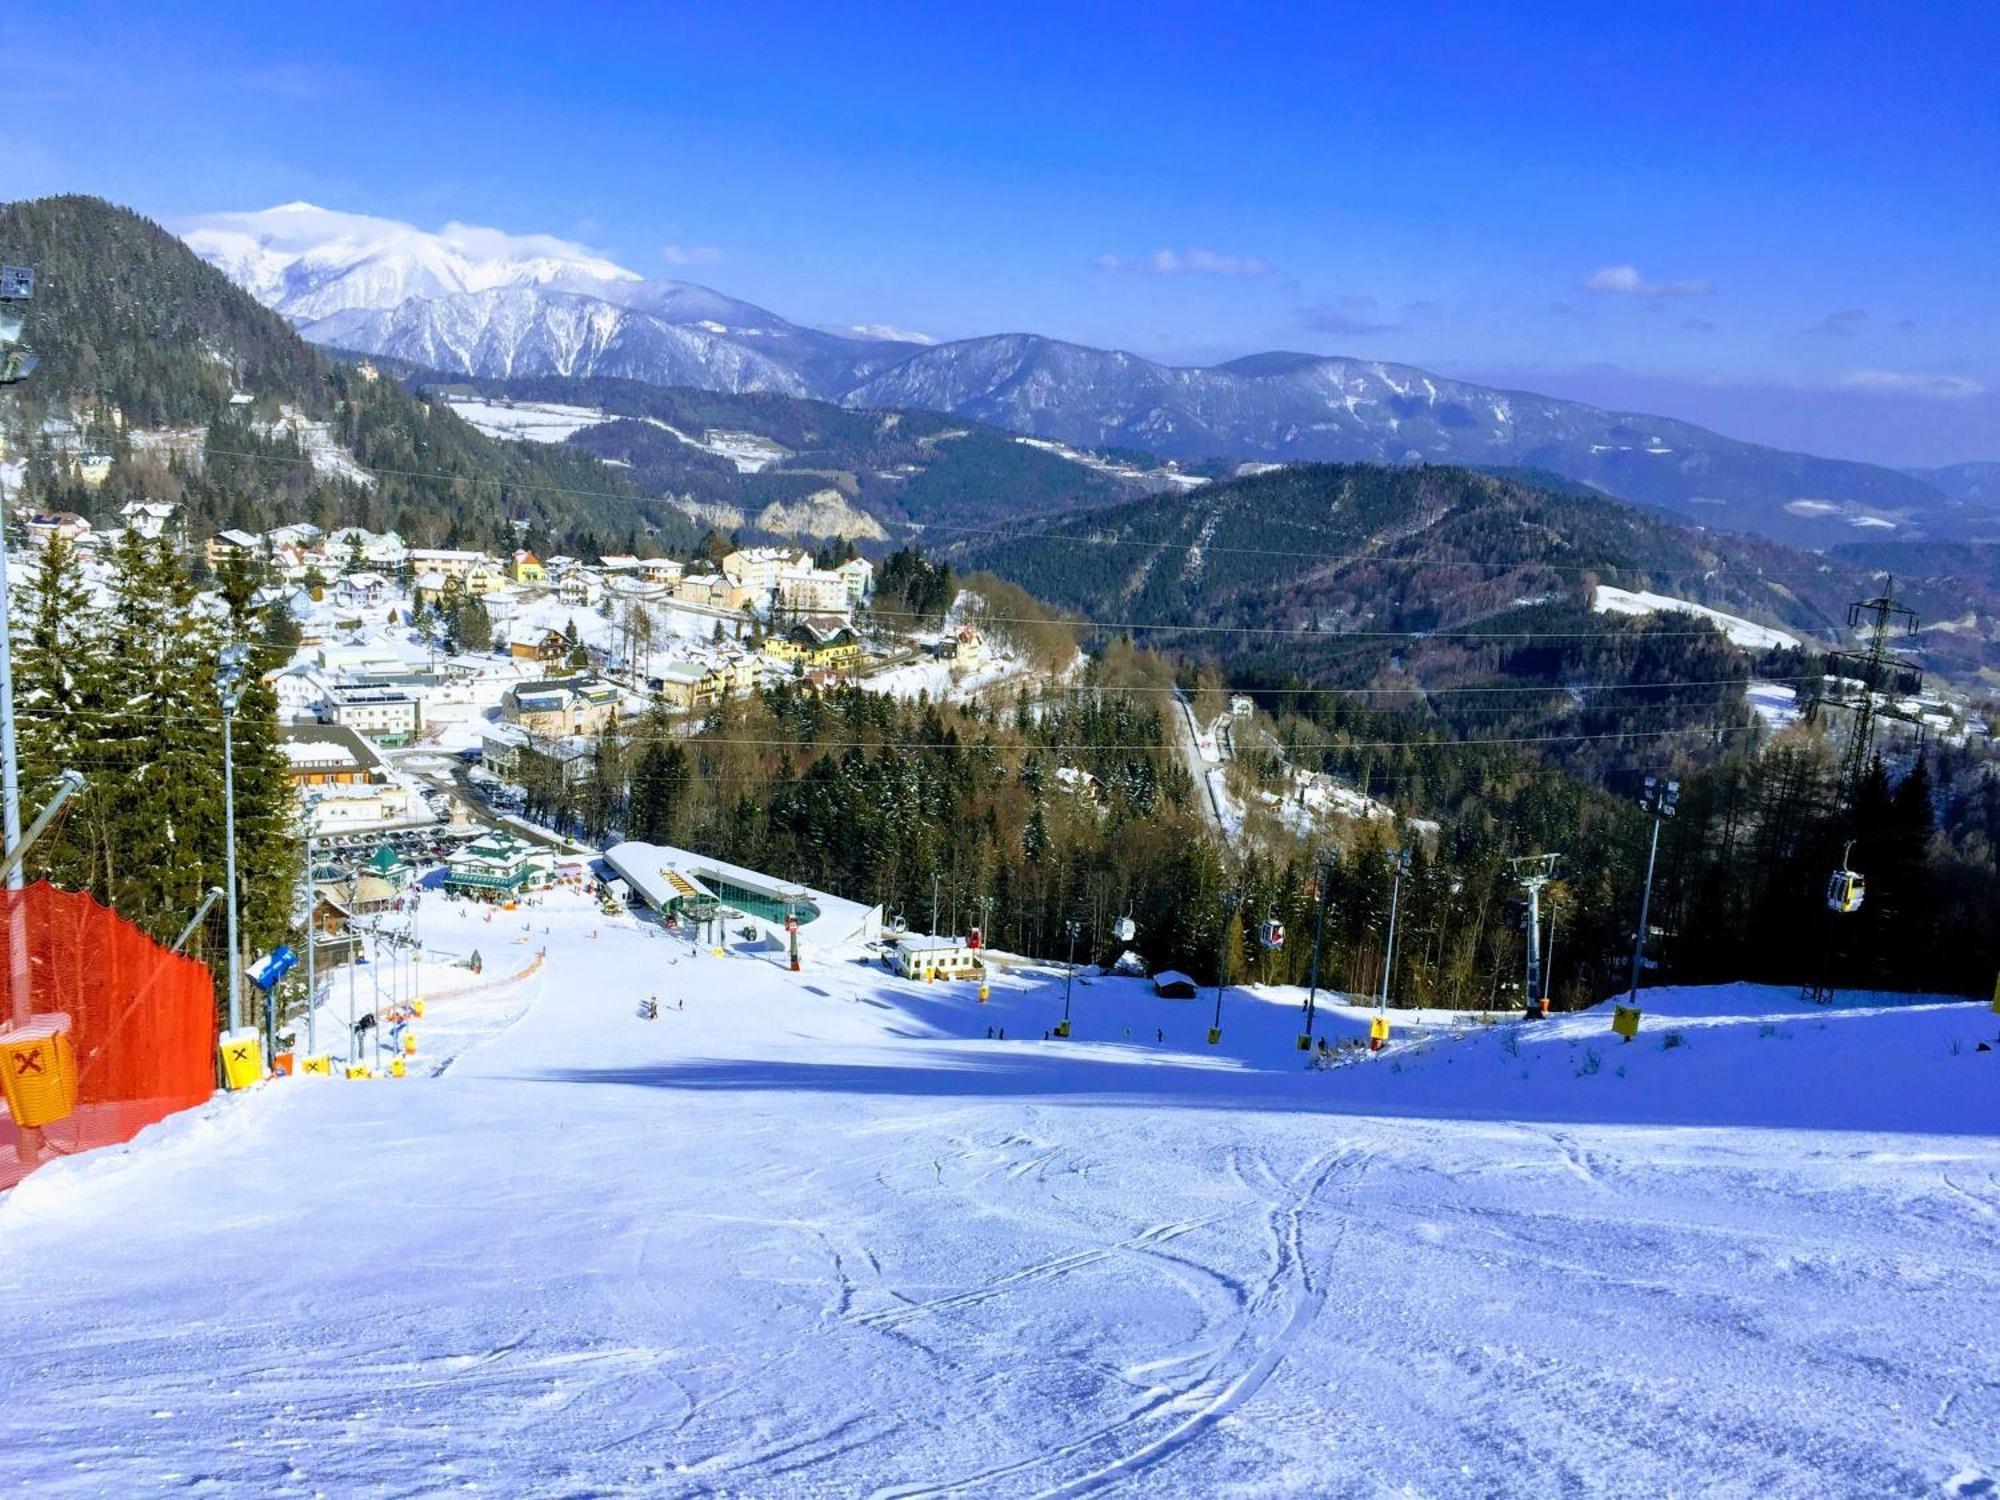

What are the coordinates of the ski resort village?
(0, 485, 1995, 1496)
(5, 25, 2000, 1491)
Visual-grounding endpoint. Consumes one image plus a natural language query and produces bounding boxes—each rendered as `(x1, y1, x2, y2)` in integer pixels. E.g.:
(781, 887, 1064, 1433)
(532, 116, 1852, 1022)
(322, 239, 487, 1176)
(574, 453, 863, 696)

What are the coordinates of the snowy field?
(3, 889, 1999, 1496)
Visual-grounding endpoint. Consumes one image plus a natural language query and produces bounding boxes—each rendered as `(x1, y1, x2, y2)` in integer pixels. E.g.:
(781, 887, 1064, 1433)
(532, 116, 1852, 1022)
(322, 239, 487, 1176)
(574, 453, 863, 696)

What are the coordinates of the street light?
(1300, 847, 1338, 1051)
(218, 642, 252, 1043)
(1627, 774, 1679, 1006)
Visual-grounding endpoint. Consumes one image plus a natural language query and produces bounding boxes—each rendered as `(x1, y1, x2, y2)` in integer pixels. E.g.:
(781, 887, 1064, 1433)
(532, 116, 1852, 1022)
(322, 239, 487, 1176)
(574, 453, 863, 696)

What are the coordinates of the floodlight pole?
(1061, 918, 1081, 1030)
(1211, 890, 1240, 1038)
(304, 825, 317, 1056)
(1627, 777, 1677, 1007)
(1379, 849, 1408, 1013)
(1302, 848, 1337, 1041)
(0, 266, 34, 1032)
(219, 649, 247, 1038)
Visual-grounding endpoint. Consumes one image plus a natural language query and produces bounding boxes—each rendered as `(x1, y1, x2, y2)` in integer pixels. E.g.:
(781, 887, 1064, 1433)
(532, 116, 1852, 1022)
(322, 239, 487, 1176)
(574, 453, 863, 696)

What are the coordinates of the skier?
(1156, 1027, 1163, 1044)
(677, 998, 684, 1011)
(986, 1024, 994, 1039)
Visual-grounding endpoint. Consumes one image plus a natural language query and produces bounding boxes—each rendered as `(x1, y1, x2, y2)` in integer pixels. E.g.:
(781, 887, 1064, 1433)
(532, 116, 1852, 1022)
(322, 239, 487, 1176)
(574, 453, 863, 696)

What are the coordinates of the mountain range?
(182, 204, 1999, 550)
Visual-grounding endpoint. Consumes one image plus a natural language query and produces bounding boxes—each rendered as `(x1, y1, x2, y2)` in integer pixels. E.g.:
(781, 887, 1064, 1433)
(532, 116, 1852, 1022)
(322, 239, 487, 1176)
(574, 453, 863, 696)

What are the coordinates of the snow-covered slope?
(2, 881, 1996, 1495)
(1592, 584, 1804, 650)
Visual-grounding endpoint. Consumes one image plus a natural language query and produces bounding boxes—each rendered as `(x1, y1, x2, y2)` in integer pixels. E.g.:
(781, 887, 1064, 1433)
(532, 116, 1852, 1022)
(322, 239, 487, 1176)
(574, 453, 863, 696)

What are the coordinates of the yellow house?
(766, 617, 863, 671)
(464, 561, 507, 597)
(510, 550, 547, 585)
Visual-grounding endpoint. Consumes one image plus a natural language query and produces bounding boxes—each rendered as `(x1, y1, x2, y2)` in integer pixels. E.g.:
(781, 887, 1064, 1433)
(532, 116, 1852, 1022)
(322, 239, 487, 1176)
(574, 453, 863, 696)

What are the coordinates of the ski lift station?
(604, 840, 883, 946)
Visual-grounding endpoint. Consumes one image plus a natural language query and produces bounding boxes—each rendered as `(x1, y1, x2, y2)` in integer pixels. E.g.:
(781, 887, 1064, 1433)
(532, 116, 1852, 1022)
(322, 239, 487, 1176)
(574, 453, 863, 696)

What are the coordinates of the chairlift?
(1258, 917, 1286, 951)
(1826, 842, 1865, 914)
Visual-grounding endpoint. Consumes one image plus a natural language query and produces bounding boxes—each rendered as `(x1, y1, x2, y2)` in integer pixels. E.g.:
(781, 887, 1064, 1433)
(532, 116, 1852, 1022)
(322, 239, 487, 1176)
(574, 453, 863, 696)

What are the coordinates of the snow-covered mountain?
(181, 202, 917, 396)
(183, 204, 1986, 544)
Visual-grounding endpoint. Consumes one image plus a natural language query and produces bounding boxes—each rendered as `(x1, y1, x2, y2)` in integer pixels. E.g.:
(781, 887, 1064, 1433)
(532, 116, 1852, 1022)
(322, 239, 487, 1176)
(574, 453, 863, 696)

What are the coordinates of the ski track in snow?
(2, 889, 1998, 1497)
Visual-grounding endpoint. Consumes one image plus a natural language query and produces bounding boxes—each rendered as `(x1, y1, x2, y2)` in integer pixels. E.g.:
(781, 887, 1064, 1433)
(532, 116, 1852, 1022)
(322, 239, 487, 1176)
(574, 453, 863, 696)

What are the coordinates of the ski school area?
(3, 850, 2000, 1497)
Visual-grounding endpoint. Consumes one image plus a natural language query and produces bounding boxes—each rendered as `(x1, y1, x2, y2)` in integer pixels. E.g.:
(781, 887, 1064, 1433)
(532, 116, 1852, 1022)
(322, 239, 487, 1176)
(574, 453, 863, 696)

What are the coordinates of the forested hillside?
(404, 372, 1161, 530)
(0, 196, 698, 556)
(954, 464, 1999, 778)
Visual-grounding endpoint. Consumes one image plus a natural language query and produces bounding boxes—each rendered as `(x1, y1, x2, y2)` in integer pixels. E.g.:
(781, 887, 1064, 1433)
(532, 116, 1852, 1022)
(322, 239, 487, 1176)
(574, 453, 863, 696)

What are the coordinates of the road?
(1171, 687, 1230, 835)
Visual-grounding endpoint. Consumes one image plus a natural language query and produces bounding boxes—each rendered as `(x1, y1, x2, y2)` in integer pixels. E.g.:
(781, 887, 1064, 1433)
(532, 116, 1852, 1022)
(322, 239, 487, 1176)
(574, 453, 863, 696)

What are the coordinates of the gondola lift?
(1258, 916, 1286, 951)
(1826, 842, 1866, 914)
(1113, 913, 1137, 944)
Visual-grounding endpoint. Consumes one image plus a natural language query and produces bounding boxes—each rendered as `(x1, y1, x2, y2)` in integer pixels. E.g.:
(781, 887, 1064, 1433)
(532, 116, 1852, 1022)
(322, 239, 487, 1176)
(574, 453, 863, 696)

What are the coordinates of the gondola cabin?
(1258, 918, 1286, 951)
(1827, 867, 1865, 914)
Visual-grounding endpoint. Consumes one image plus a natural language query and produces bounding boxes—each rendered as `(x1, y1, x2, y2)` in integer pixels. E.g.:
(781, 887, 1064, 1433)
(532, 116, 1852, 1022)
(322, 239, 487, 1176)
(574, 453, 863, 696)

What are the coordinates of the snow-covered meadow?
(2, 887, 1997, 1496)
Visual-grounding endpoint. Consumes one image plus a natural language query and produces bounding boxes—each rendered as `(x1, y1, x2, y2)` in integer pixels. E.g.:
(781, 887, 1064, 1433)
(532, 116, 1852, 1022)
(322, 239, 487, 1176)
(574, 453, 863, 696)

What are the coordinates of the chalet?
(279, 724, 387, 790)
(443, 830, 555, 901)
(507, 626, 571, 663)
(21, 511, 91, 548)
(119, 500, 178, 540)
(1151, 971, 1199, 999)
(765, 616, 862, 670)
(205, 529, 262, 567)
(509, 550, 547, 585)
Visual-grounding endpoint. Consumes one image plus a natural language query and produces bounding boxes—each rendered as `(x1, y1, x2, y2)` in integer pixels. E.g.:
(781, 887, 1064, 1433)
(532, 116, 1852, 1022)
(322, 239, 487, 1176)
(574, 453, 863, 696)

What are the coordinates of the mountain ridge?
(180, 202, 1996, 551)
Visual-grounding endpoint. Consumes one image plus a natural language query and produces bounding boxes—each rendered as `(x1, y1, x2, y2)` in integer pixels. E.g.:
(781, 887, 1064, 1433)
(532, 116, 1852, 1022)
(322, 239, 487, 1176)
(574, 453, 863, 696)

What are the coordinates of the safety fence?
(0, 883, 216, 1191)
(421, 950, 544, 1003)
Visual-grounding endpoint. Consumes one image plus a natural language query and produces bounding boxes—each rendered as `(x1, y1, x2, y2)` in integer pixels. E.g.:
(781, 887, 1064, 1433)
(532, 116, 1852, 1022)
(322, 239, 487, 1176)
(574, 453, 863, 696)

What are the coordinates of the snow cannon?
(1612, 1005, 1641, 1042)
(1369, 1015, 1391, 1051)
(1053, 1019, 1071, 1039)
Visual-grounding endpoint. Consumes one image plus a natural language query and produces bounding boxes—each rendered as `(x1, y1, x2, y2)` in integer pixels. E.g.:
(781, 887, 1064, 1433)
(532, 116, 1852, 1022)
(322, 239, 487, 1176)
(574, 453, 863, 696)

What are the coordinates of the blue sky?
(5, 2, 1996, 464)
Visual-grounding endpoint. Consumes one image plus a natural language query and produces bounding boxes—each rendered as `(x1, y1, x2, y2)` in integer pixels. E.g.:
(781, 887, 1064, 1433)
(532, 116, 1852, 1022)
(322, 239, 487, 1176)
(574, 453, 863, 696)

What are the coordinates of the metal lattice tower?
(1827, 579, 1921, 807)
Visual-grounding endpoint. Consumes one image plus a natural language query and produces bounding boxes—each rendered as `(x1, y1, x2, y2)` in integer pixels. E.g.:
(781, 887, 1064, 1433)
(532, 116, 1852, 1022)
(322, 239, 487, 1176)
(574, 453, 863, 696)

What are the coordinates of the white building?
(777, 569, 852, 616)
(324, 684, 423, 747)
(119, 501, 177, 541)
(890, 936, 985, 981)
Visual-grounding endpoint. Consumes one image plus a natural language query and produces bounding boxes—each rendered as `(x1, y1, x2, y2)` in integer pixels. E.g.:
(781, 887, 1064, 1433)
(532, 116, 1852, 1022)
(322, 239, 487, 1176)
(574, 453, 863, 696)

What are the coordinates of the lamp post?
(1301, 848, 1338, 1049)
(1209, 890, 1240, 1044)
(1628, 774, 1679, 1006)
(218, 643, 251, 1040)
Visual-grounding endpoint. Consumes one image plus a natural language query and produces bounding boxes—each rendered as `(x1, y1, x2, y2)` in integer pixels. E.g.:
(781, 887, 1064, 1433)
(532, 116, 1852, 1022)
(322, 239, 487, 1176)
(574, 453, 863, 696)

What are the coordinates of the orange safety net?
(0, 882, 217, 1190)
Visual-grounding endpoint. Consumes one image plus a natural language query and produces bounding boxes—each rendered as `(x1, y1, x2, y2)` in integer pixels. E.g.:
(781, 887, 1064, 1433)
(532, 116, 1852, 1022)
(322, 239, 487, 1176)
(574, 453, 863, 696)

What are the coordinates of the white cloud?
(1838, 369, 1987, 400)
(662, 244, 722, 267)
(1584, 263, 1713, 299)
(177, 202, 627, 271)
(1097, 248, 1272, 276)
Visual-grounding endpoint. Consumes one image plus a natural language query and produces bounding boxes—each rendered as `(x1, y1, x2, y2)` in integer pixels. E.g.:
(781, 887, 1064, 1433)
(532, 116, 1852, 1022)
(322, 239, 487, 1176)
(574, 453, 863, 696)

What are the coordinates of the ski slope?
(3, 888, 1998, 1497)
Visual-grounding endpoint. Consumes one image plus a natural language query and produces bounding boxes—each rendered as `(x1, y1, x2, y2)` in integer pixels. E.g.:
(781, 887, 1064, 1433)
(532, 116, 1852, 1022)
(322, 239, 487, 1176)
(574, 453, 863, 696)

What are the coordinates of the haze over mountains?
(182, 203, 1998, 549)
